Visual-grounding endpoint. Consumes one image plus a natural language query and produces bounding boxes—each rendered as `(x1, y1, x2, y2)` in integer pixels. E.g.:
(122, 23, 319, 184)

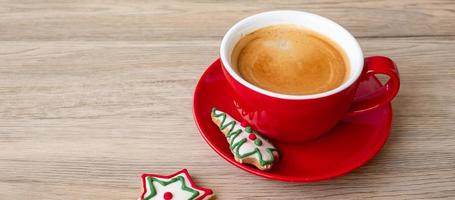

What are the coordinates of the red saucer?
(193, 59, 392, 182)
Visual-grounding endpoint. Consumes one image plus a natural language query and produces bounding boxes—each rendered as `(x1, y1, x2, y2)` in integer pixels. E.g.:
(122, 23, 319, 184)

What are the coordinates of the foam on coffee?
(231, 25, 349, 95)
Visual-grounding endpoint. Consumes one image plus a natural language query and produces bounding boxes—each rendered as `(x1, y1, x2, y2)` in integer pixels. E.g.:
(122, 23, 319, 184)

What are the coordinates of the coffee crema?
(231, 25, 349, 95)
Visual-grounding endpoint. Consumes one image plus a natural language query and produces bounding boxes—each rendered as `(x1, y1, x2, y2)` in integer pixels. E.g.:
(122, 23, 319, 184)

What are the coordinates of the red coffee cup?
(219, 11, 400, 143)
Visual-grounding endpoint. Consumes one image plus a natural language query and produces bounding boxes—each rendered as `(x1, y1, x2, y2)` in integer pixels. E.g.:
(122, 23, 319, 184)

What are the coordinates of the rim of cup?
(220, 10, 364, 100)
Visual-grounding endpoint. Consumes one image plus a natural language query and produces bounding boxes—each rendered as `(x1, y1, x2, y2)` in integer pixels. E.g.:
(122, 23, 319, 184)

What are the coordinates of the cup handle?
(347, 56, 400, 115)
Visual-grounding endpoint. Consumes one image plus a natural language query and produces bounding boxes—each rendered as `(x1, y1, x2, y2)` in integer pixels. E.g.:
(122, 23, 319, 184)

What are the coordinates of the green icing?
(212, 107, 277, 166)
(228, 132, 246, 151)
(144, 176, 199, 200)
(254, 139, 262, 146)
(212, 107, 242, 138)
(235, 146, 277, 166)
(245, 126, 252, 133)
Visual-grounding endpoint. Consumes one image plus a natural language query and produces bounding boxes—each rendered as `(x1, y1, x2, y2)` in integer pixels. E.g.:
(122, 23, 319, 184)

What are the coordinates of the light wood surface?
(1, 1, 454, 199)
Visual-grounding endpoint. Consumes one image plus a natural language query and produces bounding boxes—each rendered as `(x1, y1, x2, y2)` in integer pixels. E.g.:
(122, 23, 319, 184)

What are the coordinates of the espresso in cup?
(231, 25, 349, 95)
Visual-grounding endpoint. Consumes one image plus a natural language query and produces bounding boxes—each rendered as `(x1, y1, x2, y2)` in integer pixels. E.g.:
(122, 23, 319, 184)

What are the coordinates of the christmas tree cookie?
(211, 107, 279, 170)
(139, 169, 214, 200)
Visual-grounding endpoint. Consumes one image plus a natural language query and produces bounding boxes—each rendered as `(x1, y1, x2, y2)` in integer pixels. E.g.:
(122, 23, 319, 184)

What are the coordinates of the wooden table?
(1, 1, 454, 199)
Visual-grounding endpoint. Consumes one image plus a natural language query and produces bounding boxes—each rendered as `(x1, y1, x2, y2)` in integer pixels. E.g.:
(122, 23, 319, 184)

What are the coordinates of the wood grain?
(0, 0, 454, 199)
(0, 0, 455, 41)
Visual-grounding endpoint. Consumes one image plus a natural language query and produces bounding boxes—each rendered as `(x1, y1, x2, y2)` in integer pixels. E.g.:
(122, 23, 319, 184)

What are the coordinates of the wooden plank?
(0, 37, 454, 199)
(0, 0, 454, 41)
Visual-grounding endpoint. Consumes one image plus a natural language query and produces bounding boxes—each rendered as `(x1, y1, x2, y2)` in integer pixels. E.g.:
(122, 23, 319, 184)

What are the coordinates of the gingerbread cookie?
(211, 107, 279, 170)
(139, 169, 214, 200)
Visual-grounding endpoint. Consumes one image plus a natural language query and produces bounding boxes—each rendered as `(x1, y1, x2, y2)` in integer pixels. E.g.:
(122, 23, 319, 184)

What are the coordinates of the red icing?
(164, 192, 173, 200)
(248, 133, 257, 140)
(241, 121, 247, 127)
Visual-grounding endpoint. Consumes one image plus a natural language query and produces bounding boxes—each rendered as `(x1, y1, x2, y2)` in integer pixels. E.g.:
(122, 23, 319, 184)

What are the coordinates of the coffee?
(231, 25, 349, 95)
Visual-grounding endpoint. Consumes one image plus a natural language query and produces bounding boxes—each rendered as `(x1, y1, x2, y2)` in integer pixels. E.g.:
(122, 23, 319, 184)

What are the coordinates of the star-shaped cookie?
(139, 169, 214, 200)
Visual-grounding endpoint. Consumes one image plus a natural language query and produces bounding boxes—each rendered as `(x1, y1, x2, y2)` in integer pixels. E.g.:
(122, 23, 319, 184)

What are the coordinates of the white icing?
(212, 109, 277, 165)
(143, 175, 194, 200)
(157, 171, 207, 198)
(142, 171, 213, 200)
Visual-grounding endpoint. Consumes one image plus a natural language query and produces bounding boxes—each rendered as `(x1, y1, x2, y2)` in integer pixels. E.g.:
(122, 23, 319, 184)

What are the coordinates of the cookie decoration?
(211, 107, 279, 170)
(139, 169, 214, 200)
